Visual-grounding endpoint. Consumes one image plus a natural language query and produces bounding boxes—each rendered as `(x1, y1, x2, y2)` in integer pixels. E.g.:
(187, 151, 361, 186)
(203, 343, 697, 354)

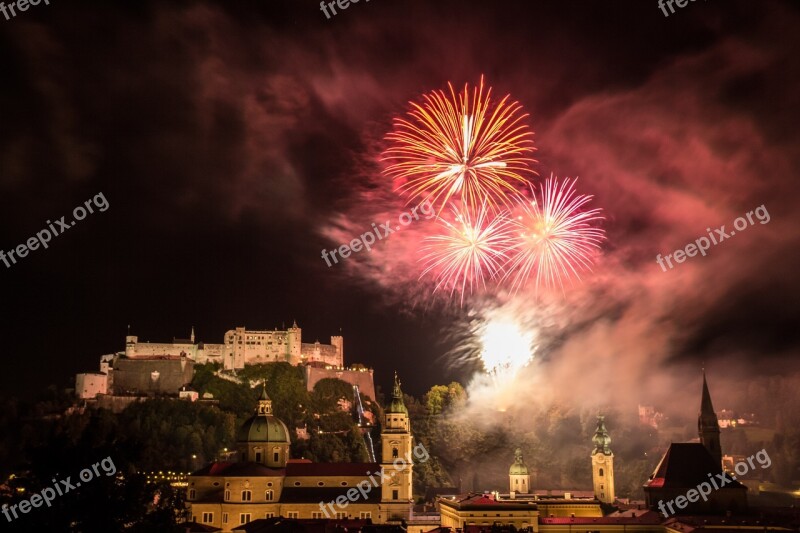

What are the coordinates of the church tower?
(698, 371, 722, 467)
(509, 448, 530, 494)
(380, 372, 413, 520)
(591, 415, 615, 504)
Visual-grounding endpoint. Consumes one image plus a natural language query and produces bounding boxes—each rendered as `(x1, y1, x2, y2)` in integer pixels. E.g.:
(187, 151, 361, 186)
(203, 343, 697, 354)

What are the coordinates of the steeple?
(591, 415, 615, 503)
(190, 326, 195, 344)
(698, 371, 722, 467)
(257, 383, 273, 415)
(388, 371, 408, 414)
(592, 415, 612, 455)
(509, 448, 530, 493)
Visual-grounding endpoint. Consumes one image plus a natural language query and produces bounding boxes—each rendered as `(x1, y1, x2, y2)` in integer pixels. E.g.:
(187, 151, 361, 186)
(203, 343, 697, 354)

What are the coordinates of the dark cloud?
(0, 0, 797, 410)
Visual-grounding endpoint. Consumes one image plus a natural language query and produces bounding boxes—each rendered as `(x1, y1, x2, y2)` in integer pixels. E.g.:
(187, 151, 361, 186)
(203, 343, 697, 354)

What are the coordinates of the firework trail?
(420, 201, 516, 305)
(504, 176, 605, 292)
(382, 77, 537, 215)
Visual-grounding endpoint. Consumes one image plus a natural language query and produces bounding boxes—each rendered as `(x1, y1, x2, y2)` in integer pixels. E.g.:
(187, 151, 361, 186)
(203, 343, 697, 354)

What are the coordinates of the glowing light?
(505, 176, 605, 291)
(420, 202, 516, 304)
(478, 317, 534, 375)
(383, 77, 537, 214)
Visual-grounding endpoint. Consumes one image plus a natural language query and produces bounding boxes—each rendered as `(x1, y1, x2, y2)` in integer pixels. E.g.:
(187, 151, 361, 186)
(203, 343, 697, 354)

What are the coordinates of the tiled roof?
(285, 462, 380, 477)
(644, 443, 743, 489)
(191, 461, 285, 477)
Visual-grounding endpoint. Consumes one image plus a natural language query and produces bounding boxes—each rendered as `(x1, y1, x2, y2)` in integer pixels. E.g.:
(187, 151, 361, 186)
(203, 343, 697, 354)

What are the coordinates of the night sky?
(1, 0, 799, 410)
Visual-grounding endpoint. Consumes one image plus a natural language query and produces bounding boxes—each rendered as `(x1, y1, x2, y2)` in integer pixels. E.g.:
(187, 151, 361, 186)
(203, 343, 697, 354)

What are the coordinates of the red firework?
(419, 201, 516, 304)
(504, 176, 605, 292)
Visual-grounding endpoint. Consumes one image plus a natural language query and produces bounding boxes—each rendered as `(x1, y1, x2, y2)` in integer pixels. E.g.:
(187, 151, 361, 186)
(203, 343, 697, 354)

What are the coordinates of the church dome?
(509, 448, 528, 475)
(236, 387, 290, 444)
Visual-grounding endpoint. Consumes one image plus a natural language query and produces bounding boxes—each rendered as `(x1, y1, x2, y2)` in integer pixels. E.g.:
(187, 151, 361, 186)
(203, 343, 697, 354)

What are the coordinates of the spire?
(387, 371, 408, 414)
(190, 326, 195, 344)
(592, 415, 612, 455)
(257, 382, 273, 415)
(701, 371, 716, 417)
(698, 370, 722, 466)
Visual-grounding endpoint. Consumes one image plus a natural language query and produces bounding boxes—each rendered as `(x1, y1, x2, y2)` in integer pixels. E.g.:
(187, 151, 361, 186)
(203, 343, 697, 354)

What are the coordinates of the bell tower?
(380, 372, 413, 520)
(509, 448, 530, 494)
(591, 415, 615, 504)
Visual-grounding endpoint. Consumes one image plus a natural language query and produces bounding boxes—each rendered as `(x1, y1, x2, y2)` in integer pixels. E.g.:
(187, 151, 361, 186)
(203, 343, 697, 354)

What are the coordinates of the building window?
(265, 490, 274, 501)
(274, 452, 280, 462)
(312, 512, 325, 519)
(202, 512, 213, 524)
(223, 513, 228, 524)
(224, 490, 230, 501)
(392, 447, 399, 458)
(265, 512, 275, 518)
(255, 452, 262, 462)
(188, 489, 196, 499)
(336, 512, 346, 519)
(341, 481, 348, 486)
(267, 482, 273, 487)
(287, 511, 299, 519)
(240, 513, 252, 524)
(360, 512, 372, 519)
(318, 481, 325, 486)
(599, 468, 604, 476)
(392, 489, 399, 500)
(294, 482, 301, 486)
(242, 490, 252, 501)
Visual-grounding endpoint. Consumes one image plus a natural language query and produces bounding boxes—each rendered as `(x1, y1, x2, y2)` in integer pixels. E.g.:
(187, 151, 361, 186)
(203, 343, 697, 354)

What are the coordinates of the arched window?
(599, 468, 604, 477)
(392, 447, 399, 459)
(242, 490, 252, 501)
(265, 490, 274, 501)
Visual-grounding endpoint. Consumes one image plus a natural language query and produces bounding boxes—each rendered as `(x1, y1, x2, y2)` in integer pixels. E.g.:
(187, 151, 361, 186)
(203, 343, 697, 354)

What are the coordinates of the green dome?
(592, 415, 612, 455)
(509, 463, 529, 475)
(237, 414, 290, 443)
(236, 385, 290, 444)
(509, 448, 528, 475)
(387, 372, 408, 414)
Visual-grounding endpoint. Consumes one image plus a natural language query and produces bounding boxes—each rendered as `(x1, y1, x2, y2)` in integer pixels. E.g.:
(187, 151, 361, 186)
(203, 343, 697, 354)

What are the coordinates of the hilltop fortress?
(124, 321, 343, 369)
(75, 322, 375, 401)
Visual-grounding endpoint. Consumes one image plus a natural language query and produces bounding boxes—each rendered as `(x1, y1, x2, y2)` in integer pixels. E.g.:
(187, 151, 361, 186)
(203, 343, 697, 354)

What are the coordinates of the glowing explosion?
(505, 176, 606, 291)
(420, 202, 515, 304)
(382, 77, 537, 215)
(479, 316, 535, 376)
(380, 78, 605, 303)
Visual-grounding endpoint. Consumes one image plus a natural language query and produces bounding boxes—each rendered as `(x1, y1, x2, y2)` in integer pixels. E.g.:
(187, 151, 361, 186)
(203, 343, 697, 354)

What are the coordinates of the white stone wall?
(76, 373, 108, 399)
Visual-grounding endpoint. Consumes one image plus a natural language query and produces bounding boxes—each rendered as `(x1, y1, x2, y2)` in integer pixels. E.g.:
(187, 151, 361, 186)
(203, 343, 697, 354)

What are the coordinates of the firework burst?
(382, 77, 537, 214)
(420, 202, 516, 304)
(504, 176, 605, 292)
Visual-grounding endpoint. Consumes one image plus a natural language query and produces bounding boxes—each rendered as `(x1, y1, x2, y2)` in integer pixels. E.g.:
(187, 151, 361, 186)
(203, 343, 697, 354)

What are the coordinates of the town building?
(186, 374, 414, 532)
